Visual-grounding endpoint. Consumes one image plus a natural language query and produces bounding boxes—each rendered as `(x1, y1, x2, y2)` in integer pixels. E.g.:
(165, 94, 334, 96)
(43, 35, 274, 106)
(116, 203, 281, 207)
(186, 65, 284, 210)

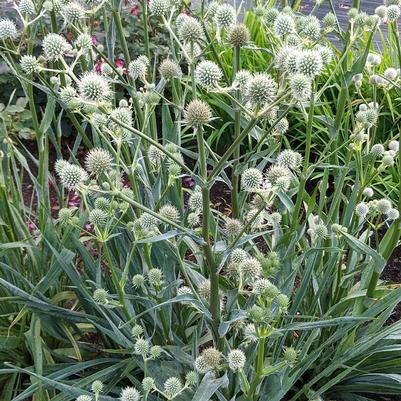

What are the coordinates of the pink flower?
(28, 223, 36, 232)
(183, 176, 195, 189)
(68, 194, 81, 208)
(130, 4, 140, 16)
(115, 58, 125, 68)
(91, 36, 97, 45)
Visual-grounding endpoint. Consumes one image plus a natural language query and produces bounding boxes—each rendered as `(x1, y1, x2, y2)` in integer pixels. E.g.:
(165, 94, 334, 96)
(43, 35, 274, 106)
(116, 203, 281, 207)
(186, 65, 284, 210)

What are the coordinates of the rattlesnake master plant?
(0, 0, 401, 400)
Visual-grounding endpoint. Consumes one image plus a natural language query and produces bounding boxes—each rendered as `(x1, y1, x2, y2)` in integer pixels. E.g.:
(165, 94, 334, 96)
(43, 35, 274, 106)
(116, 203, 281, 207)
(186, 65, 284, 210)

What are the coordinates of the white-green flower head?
(370, 143, 385, 157)
(43, 33, 71, 60)
(228, 349, 246, 371)
(228, 23, 250, 47)
(198, 280, 211, 299)
(241, 168, 263, 191)
(78, 72, 111, 103)
(109, 106, 133, 139)
(323, 12, 336, 30)
(201, 347, 222, 369)
(160, 59, 182, 80)
(243, 323, 257, 342)
(187, 211, 200, 226)
(274, 13, 295, 36)
(363, 187, 374, 197)
(178, 16, 204, 43)
(285, 34, 300, 47)
(246, 72, 277, 107)
(132, 324, 144, 338)
(195, 60, 222, 89)
(302, 17, 321, 40)
(149, 0, 170, 16)
(215, 4, 236, 29)
(164, 377, 182, 398)
(19, 0, 35, 14)
(150, 345, 162, 359)
(91, 380, 103, 394)
(266, 165, 291, 186)
(252, 278, 272, 295)
(120, 386, 141, 401)
(132, 274, 145, 288)
(63, 2, 85, 24)
(128, 59, 147, 80)
(225, 218, 243, 238)
(184, 99, 212, 128)
(89, 208, 108, 226)
(283, 347, 298, 363)
(347, 7, 359, 21)
(265, 7, 279, 24)
(367, 53, 382, 66)
(95, 197, 110, 211)
(231, 248, 247, 264)
(312, 223, 328, 239)
(140, 213, 159, 231)
(177, 285, 192, 295)
(234, 69, 252, 89)
(75, 32, 92, 49)
(148, 268, 162, 286)
(134, 338, 150, 357)
(85, 148, 113, 175)
(389, 140, 399, 152)
(355, 202, 369, 217)
(382, 153, 395, 166)
(387, 208, 400, 220)
(206, 1, 219, 18)
(76, 396, 92, 401)
(386, 0, 401, 5)
(375, 5, 388, 20)
(55, 160, 88, 190)
(185, 371, 197, 386)
(254, 5, 265, 17)
(276, 293, 289, 309)
(277, 149, 302, 169)
(377, 198, 392, 214)
(194, 355, 210, 374)
(384, 67, 398, 81)
(159, 204, 180, 222)
(240, 257, 262, 280)
(147, 144, 165, 167)
(274, 118, 289, 135)
(387, 4, 401, 21)
(284, 51, 300, 74)
(58, 207, 73, 223)
(175, 13, 190, 29)
(289, 73, 312, 101)
(142, 377, 155, 392)
(93, 288, 108, 304)
(316, 45, 333, 65)
(0, 19, 17, 40)
(297, 50, 323, 77)
(20, 55, 40, 74)
(188, 190, 203, 211)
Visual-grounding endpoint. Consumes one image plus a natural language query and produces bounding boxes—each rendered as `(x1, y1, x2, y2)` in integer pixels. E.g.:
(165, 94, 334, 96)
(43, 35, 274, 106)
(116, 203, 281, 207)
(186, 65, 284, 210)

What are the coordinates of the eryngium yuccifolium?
(89, 208, 108, 226)
(266, 165, 290, 186)
(140, 213, 159, 231)
(313, 223, 328, 239)
(19, 0, 35, 14)
(375, 5, 388, 19)
(159, 204, 180, 222)
(85, 148, 113, 175)
(202, 347, 222, 368)
(283, 347, 297, 363)
(302, 18, 321, 40)
(370, 143, 385, 157)
(195, 60, 223, 89)
(246, 73, 277, 106)
(76, 396, 92, 401)
(177, 286, 192, 295)
(228, 24, 250, 47)
(148, 145, 165, 166)
(184, 100, 212, 127)
(142, 377, 155, 392)
(78, 72, 111, 102)
(164, 377, 182, 398)
(241, 168, 263, 191)
(389, 140, 399, 152)
(42, 33, 71, 60)
(150, 345, 162, 358)
(323, 12, 336, 29)
(91, 380, 103, 393)
(198, 280, 211, 299)
(93, 288, 108, 304)
(363, 187, 374, 197)
(289, 73, 312, 101)
(234, 69, 252, 88)
(149, 0, 170, 16)
(194, 355, 210, 373)
(348, 8, 358, 20)
(148, 268, 162, 286)
(110, 107, 133, 139)
(120, 387, 141, 401)
(317, 45, 333, 64)
(228, 349, 246, 371)
(56, 161, 88, 190)
(277, 150, 302, 169)
(274, 13, 295, 36)
(231, 248, 247, 264)
(134, 338, 150, 356)
(187, 212, 200, 226)
(284, 51, 300, 74)
(384, 67, 398, 80)
(178, 16, 204, 42)
(189, 191, 203, 211)
(240, 257, 262, 279)
(377, 198, 392, 214)
(58, 208, 73, 223)
(265, 7, 279, 24)
(297, 51, 323, 77)
(132, 324, 144, 337)
(274, 118, 289, 135)
(387, 208, 400, 220)
(63, 2, 85, 24)
(0, 19, 17, 40)
(215, 4, 236, 28)
(185, 371, 197, 386)
(386, 0, 401, 5)
(387, 5, 401, 21)
(20, 55, 40, 74)
(128, 60, 147, 80)
(160, 59, 182, 80)
(76, 32, 92, 49)
(225, 218, 244, 238)
(355, 202, 369, 217)
(276, 293, 289, 309)
(252, 278, 272, 295)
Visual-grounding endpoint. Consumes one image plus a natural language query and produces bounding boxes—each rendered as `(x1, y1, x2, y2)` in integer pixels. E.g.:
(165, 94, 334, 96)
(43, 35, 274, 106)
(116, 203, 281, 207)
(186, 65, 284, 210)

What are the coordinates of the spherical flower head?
(19, 0, 35, 14)
(56, 161, 88, 190)
(93, 288, 108, 304)
(317, 45, 333, 65)
(178, 16, 204, 42)
(265, 7, 279, 24)
(355, 202, 369, 217)
(363, 187, 374, 197)
(375, 5, 388, 20)
(148, 268, 162, 286)
(160, 59, 182, 80)
(198, 280, 211, 299)
(150, 345, 162, 359)
(149, 0, 170, 16)
(370, 143, 385, 157)
(0, 19, 17, 40)
(189, 190, 203, 211)
(246, 73, 277, 107)
(297, 50, 323, 77)
(59, 87, 79, 110)
(323, 12, 336, 30)
(387, 208, 400, 220)
(201, 347, 222, 368)
(247, 304, 265, 322)
(20, 55, 40, 74)
(183, 371, 197, 386)
(110, 107, 133, 139)
(276, 293, 289, 309)
(228, 24, 250, 47)
(58, 208, 73, 223)
(89, 208, 108, 226)
(241, 168, 263, 191)
(283, 347, 297, 363)
(274, 13, 295, 36)
(128, 60, 147, 80)
(120, 386, 140, 401)
(234, 69, 252, 89)
(78, 72, 111, 103)
(289, 73, 312, 101)
(274, 118, 289, 135)
(386, 0, 401, 5)
(284, 51, 300, 74)
(266, 165, 291, 186)
(277, 150, 302, 169)
(132, 274, 145, 288)
(302, 19, 321, 40)
(134, 338, 150, 357)
(382, 153, 395, 166)
(164, 377, 182, 398)
(195, 60, 222, 89)
(140, 213, 159, 231)
(132, 324, 144, 337)
(177, 286, 192, 296)
(387, 5, 401, 21)
(389, 140, 399, 152)
(184, 99, 212, 128)
(76, 32, 92, 49)
(76, 396, 92, 401)
(377, 198, 392, 214)
(215, 4, 236, 28)
(240, 257, 262, 280)
(228, 349, 246, 371)
(313, 223, 328, 239)
(142, 377, 155, 392)
(91, 380, 103, 394)
(147, 145, 164, 167)
(94, 197, 109, 212)
(43, 33, 71, 60)
(230, 248, 247, 265)
(225, 218, 243, 238)
(63, 2, 85, 24)
(348, 7, 358, 20)
(85, 148, 113, 175)
(253, 278, 272, 295)
(159, 204, 180, 222)
(384, 67, 397, 81)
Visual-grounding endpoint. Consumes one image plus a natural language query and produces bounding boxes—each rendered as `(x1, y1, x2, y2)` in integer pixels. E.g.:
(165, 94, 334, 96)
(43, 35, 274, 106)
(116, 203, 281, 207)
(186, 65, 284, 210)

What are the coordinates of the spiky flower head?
(149, 0, 170, 16)
(164, 377, 182, 398)
(274, 118, 289, 135)
(148, 268, 162, 286)
(377, 198, 392, 214)
(147, 145, 164, 167)
(228, 24, 250, 47)
(387, 4, 401, 21)
(109, 107, 133, 139)
(91, 380, 103, 394)
(78, 72, 111, 103)
(177, 286, 192, 296)
(246, 73, 277, 106)
(132, 324, 144, 338)
(185, 371, 197, 386)
(201, 347, 222, 368)
(142, 377, 155, 392)
(160, 59, 182, 80)
(159, 204, 180, 222)
(274, 13, 295, 36)
(253, 278, 273, 295)
(284, 51, 300, 74)
(198, 280, 211, 299)
(228, 349, 246, 371)
(189, 190, 203, 211)
(302, 17, 321, 40)
(375, 5, 388, 20)
(56, 160, 88, 190)
(150, 345, 162, 358)
(241, 168, 263, 191)
(135, 338, 150, 356)
(58, 208, 73, 223)
(63, 2, 85, 24)
(43, 33, 71, 60)
(128, 60, 147, 80)
(120, 387, 141, 401)
(231, 248, 247, 264)
(355, 202, 369, 217)
(389, 140, 399, 152)
(225, 218, 243, 238)
(289, 73, 312, 101)
(276, 293, 289, 309)
(370, 143, 385, 157)
(20, 55, 40, 74)
(178, 16, 204, 42)
(215, 4, 236, 28)
(76, 396, 92, 401)
(387, 208, 400, 220)
(317, 45, 333, 64)
(234, 69, 252, 88)
(93, 288, 108, 304)
(283, 347, 297, 363)
(265, 7, 279, 24)
(89, 208, 108, 226)
(0, 19, 17, 40)
(76, 32, 92, 49)
(266, 165, 291, 186)
(85, 148, 113, 175)
(297, 50, 323, 77)
(240, 257, 262, 280)
(277, 150, 302, 169)
(132, 273, 145, 288)
(194, 355, 210, 374)
(323, 12, 336, 29)
(140, 213, 159, 231)
(184, 99, 212, 128)
(19, 0, 35, 14)
(195, 60, 222, 89)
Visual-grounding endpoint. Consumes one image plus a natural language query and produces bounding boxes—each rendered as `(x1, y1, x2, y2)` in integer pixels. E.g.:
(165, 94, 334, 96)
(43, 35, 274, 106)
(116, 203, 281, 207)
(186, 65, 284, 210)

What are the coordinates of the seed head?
(198, 280, 211, 299)
(184, 100, 212, 127)
(266, 165, 291, 186)
(228, 24, 250, 47)
(150, 345, 162, 358)
(231, 248, 247, 264)
(284, 51, 300, 74)
(274, 118, 289, 135)
(194, 355, 210, 373)
(189, 190, 203, 211)
(89, 208, 108, 226)
(377, 198, 392, 214)
(147, 145, 165, 167)
(58, 208, 73, 223)
(228, 349, 246, 371)
(195, 60, 222, 89)
(283, 347, 297, 363)
(132, 324, 144, 337)
(276, 293, 289, 309)
(370, 143, 385, 157)
(140, 213, 159, 231)
(120, 387, 141, 401)
(185, 371, 197, 386)
(389, 140, 399, 152)
(76, 32, 92, 49)
(265, 7, 279, 24)
(323, 12, 336, 29)
(234, 69, 252, 89)
(215, 4, 236, 28)
(302, 18, 321, 40)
